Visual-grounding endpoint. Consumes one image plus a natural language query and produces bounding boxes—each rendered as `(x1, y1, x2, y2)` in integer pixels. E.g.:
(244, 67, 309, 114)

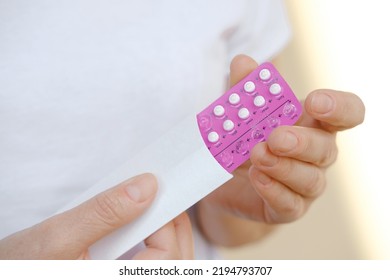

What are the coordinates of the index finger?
(305, 89, 365, 132)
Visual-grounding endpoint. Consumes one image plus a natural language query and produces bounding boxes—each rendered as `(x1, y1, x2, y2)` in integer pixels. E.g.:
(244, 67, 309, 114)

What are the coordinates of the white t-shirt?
(0, 0, 290, 259)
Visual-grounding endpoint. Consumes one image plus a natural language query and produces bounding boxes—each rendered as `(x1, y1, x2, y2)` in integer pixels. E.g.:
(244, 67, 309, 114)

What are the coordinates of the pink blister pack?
(196, 62, 302, 173)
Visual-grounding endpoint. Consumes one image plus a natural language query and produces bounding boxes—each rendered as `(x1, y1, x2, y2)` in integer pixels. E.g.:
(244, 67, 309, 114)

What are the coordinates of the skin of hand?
(196, 54, 365, 246)
(0, 173, 194, 259)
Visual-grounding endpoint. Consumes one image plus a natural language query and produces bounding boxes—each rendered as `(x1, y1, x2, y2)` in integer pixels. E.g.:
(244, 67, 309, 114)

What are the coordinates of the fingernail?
(279, 132, 298, 152)
(125, 174, 157, 203)
(311, 93, 334, 114)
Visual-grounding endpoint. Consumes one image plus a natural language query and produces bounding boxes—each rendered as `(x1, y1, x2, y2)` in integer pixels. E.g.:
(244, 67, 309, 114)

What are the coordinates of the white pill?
(229, 93, 240, 105)
(259, 69, 271, 81)
(223, 119, 235, 131)
(238, 107, 250, 119)
(207, 131, 219, 143)
(254, 95, 266, 107)
(213, 105, 225, 117)
(244, 81, 256, 93)
(269, 83, 282, 95)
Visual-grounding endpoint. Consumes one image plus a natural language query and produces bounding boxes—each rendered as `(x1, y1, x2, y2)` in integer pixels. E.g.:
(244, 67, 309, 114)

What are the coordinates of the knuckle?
(268, 192, 304, 223)
(280, 195, 303, 221)
(303, 168, 326, 198)
(93, 193, 124, 228)
(296, 134, 310, 157)
(318, 141, 338, 167)
(278, 157, 294, 180)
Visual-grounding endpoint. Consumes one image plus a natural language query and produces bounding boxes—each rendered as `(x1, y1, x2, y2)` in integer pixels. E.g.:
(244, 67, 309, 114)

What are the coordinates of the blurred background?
(220, 0, 390, 259)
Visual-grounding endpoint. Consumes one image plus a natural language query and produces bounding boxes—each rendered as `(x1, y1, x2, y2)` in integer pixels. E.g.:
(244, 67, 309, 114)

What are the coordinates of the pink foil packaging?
(197, 62, 302, 173)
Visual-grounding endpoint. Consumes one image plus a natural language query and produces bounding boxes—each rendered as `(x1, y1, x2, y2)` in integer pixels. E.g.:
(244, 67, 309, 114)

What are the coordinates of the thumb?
(46, 173, 158, 258)
(229, 54, 259, 87)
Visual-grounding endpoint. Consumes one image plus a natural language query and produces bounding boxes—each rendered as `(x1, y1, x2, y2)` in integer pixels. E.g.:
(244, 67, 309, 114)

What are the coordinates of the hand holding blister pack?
(58, 62, 302, 259)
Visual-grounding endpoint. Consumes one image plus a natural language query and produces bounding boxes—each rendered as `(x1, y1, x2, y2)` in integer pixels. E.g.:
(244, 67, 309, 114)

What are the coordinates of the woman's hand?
(196, 55, 365, 246)
(0, 173, 193, 259)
